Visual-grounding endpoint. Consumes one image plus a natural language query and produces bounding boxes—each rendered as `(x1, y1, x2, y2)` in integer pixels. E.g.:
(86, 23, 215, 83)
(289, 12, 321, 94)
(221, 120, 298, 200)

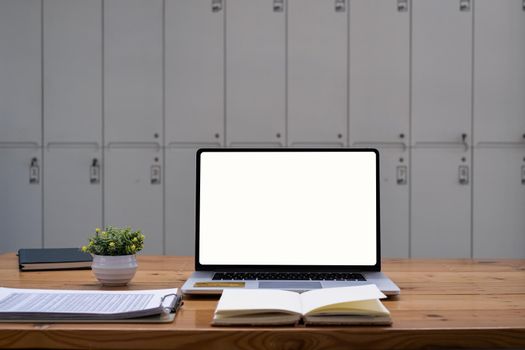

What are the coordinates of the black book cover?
(18, 248, 93, 271)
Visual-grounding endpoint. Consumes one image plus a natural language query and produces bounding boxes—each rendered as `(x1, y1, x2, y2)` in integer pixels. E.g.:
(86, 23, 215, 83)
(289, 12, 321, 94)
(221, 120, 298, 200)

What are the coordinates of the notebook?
(212, 285, 392, 326)
(18, 248, 92, 271)
(182, 149, 400, 296)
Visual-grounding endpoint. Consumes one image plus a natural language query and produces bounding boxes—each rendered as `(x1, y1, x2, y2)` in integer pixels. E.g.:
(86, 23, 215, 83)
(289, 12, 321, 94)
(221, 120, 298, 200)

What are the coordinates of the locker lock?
(90, 158, 100, 184)
(521, 165, 525, 185)
(273, 0, 284, 12)
(459, 165, 469, 185)
(29, 158, 39, 184)
(151, 165, 161, 185)
(397, 0, 408, 12)
(211, 0, 222, 13)
(396, 165, 407, 185)
(459, 0, 470, 12)
(335, 0, 345, 12)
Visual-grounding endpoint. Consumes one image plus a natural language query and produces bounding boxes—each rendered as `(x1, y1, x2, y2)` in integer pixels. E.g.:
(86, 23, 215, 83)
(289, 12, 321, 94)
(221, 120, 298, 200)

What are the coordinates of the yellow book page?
(305, 299, 389, 317)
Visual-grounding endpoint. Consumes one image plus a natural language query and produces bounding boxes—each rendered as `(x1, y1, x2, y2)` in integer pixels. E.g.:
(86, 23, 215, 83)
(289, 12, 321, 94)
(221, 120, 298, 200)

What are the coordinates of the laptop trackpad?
(258, 281, 322, 289)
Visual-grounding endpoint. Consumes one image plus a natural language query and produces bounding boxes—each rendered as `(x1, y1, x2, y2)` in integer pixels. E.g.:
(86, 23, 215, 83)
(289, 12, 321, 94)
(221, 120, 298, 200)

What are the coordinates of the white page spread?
(216, 289, 302, 315)
(300, 285, 386, 315)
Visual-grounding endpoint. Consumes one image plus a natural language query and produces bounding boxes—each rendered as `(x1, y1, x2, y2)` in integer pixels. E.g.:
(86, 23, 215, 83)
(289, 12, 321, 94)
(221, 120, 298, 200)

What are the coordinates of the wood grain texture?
(0, 253, 524, 350)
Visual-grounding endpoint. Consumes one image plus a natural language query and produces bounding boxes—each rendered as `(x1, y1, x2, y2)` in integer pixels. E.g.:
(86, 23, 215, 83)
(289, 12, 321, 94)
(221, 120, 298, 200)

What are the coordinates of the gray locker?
(349, 0, 410, 145)
(165, 145, 219, 255)
(44, 148, 102, 248)
(473, 147, 525, 258)
(226, 0, 285, 146)
(378, 147, 409, 258)
(412, 0, 472, 144)
(104, 0, 163, 144)
(0, 148, 42, 253)
(43, 0, 102, 145)
(288, 0, 347, 146)
(411, 148, 471, 258)
(0, 0, 41, 144)
(165, 0, 224, 144)
(474, 0, 525, 144)
(104, 148, 163, 254)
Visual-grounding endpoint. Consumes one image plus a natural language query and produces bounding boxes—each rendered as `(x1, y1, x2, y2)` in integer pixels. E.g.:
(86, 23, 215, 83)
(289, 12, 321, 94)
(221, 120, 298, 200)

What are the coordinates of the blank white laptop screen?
(198, 151, 377, 266)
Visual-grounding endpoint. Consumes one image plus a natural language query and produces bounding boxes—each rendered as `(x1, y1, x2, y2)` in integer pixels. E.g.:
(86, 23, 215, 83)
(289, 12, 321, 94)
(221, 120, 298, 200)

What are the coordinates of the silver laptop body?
(182, 149, 400, 296)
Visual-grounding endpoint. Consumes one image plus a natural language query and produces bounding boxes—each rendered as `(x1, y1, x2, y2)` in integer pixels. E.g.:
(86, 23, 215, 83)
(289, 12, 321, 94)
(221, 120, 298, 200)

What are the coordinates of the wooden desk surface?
(0, 253, 523, 350)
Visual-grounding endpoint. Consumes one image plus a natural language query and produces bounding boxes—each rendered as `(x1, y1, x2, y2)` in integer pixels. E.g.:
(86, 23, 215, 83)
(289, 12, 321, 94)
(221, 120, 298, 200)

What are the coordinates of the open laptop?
(182, 149, 400, 296)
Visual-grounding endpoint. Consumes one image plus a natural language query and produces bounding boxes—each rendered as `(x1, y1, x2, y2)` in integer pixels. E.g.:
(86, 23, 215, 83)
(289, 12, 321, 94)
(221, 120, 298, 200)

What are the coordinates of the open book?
(213, 284, 391, 326)
(0, 287, 181, 323)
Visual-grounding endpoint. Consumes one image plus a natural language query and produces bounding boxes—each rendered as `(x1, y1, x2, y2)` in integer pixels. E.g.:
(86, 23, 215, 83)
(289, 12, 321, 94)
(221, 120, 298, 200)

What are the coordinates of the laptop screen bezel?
(194, 148, 381, 272)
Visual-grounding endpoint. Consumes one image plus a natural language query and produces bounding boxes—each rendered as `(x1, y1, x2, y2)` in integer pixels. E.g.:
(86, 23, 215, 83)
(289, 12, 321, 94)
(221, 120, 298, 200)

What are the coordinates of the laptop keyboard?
(212, 272, 366, 281)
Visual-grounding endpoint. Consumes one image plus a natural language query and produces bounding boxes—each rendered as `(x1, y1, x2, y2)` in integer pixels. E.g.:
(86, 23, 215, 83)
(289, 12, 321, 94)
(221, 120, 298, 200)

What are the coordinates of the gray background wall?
(1, 0, 524, 257)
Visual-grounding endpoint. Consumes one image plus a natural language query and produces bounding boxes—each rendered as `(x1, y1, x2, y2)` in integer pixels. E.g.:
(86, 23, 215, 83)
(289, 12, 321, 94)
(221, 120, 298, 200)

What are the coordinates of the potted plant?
(82, 227, 145, 286)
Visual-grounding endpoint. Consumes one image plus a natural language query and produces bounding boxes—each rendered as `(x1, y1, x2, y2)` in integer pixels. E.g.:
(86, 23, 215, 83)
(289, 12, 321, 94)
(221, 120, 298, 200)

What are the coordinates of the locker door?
(105, 148, 163, 254)
(226, 0, 285, 146)
(44, 148, 102, 248)
(349, 0, 409, 145)
(412, 0, 472, 144)
(0, 148, 42, 253)
(473, 147, 525, 258)
(165, 145, 219, 255)
(0, 0, 41, 144)
(474, 0, 525, 144)
(411, 148, 471, 258)
(43, 0, 102, 145)
(288, 0, 347, 146)
(165, 0, 224, 144)
(104, 0, 163, 144)
(378, 147, 409, 258)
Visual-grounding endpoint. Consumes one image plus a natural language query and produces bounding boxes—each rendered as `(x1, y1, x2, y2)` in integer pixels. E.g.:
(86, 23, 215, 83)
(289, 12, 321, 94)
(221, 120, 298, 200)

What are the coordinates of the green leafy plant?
(82, 227, 145, 256)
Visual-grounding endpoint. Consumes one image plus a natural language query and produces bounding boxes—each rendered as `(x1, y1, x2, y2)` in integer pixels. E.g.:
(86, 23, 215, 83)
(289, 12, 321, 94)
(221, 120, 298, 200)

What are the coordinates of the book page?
(0, 287, 178, 316)
(300, 285, 386, 315)
(216, 289, 302, 316)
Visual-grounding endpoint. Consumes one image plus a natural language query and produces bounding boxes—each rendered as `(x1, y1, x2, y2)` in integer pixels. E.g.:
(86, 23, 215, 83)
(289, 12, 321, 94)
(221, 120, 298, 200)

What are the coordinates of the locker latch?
(458, 165, 469, 185)
(335, 0, 345, 13)
(397, 0, 408, 12)
(523, 0, 525, 11)
(521, 165, 525, 185)
(396, 165, 407, 185)
(90, 158, 100, 184)
(211, 0, 222, 13)
(29, 158, 39, 184)
(273, 0, 284, 12)
(151, 165, 161, 185)
(459, 0, 470, 12)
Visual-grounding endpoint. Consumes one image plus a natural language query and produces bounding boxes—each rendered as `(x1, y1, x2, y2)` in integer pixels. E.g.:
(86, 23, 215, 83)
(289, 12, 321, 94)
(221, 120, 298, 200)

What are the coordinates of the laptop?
(182, 148, 400, 296)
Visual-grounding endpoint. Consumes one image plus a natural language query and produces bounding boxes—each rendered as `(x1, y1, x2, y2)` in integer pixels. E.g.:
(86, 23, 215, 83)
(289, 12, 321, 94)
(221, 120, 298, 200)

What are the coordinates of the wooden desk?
(0, 253, 523, 350)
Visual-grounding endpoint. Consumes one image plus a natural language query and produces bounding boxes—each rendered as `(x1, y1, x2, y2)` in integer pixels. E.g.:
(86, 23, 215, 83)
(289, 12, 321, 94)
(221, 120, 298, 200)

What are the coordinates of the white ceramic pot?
(91, 255, 138, 286)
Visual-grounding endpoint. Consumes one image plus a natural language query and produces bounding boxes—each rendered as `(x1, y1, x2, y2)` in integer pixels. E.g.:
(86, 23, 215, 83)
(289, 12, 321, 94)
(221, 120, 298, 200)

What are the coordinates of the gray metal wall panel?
(411, 148, 471, 258)
(0, 148, 42, 253)
(0, 0, 41, 144)
(412, 0, 472, 145)
(44, 148, 102, 248)
(43, 0, 102, 145)
(226, 0, 286, 146)
(349, 0, 410, 145)
(288, 0, 348, 146)
(165, 0, 224, 144)
(104, 148, 163, 254)
(104, 0, 163, 144)
(474, 0, 525, 145)
(473, 147, 525, 258)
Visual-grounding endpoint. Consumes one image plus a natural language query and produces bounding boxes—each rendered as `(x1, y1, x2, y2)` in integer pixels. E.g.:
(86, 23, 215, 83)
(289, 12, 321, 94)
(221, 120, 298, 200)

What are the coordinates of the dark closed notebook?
(18, 248, 93, 271)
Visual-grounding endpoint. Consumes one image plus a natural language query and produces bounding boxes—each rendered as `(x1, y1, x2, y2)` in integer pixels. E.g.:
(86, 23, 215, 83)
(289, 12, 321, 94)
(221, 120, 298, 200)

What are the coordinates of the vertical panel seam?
(41, 0, 45, 248)
(101, 0, 105, 231)
(470, 0, 475, 259)
(408, 0, 413, 258)
(162, 0, 166, 255)
(223, 0, 227, 147)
